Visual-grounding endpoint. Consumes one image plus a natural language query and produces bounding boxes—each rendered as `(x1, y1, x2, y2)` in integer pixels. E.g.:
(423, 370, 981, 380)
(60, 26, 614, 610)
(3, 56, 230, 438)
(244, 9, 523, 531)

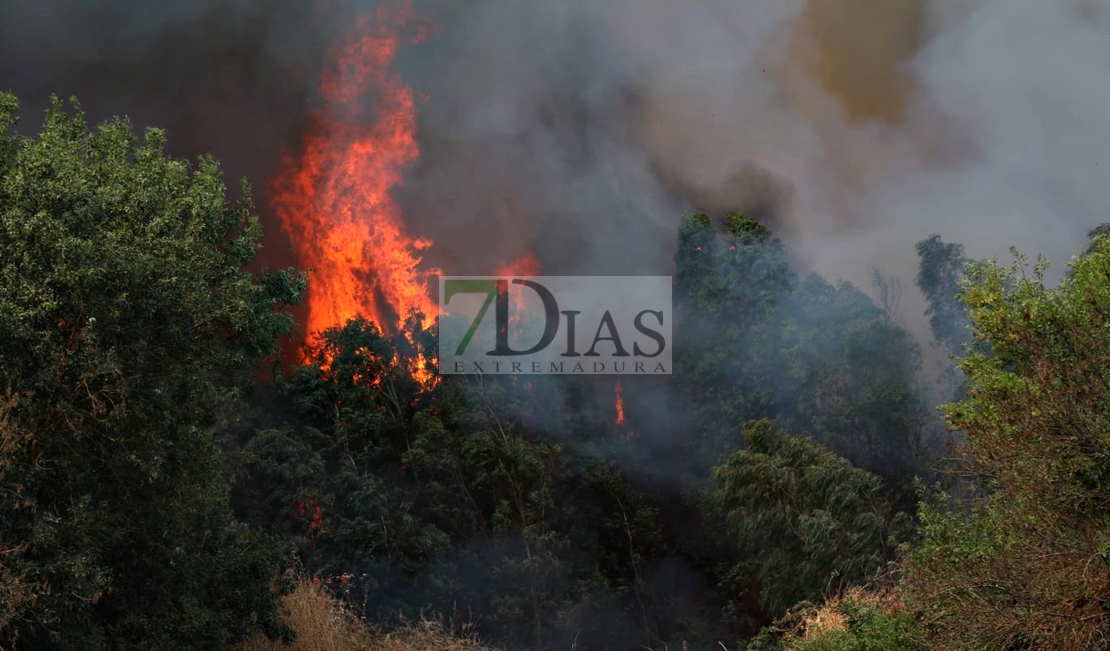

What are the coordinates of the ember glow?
(270, 1, 438, 357)
(614, 380, 625, 424)
(614, 379, 634, 440)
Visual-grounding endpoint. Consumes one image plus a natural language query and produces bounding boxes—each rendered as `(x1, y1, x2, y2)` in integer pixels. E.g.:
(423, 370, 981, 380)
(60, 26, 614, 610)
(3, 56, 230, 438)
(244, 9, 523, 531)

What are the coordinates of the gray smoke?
(0, 0, 338, 267)
(398, 0, 1110, 345)
(3, 0, 1109, 344)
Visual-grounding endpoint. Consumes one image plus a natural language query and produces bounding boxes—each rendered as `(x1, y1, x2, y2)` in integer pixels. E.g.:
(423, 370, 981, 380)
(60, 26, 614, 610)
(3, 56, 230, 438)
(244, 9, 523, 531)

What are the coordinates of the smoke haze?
(3, 0, 1108, 343)
(4, 3, 1104, 640)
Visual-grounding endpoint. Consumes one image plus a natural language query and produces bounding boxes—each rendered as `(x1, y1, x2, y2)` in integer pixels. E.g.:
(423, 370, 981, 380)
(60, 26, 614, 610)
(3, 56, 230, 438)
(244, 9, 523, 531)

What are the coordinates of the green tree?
(906, 242, 1110, 650)
(768, 275, 927, 480)
(675, 212, 793, 324)
(671, 212, 928, 641)
(915, 234, 971, 355)
(674, 212, 795, 473)
(235, 318, 451, 592)
(711, 420, 908, 619)
(675, 212, 929, 482)
(0, 94, 303, 649)
(1085, 222, 1110, 254)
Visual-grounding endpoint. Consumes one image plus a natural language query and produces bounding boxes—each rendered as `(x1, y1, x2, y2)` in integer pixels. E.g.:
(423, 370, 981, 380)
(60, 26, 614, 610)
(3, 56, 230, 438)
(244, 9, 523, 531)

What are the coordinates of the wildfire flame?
(614, 380, 625, 424)
(270, 1, 439, 366)
(495, 252, 541, 277)
(267, 3, 548, 392)
(614, 379, 634, 440)
(489, 253, 542, 335)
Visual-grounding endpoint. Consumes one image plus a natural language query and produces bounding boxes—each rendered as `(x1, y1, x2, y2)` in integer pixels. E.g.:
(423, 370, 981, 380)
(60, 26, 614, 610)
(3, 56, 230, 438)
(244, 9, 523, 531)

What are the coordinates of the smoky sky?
(3, 0, 1110, 343)
(0, 0, 336, 268)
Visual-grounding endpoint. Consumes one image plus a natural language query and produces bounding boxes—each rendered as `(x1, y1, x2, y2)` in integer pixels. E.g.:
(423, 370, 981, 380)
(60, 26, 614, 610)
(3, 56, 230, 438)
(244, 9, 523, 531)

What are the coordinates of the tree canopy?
(0, 93, 303, 649)
(675, 212, 931, 483)
(712, 419, 908, 618)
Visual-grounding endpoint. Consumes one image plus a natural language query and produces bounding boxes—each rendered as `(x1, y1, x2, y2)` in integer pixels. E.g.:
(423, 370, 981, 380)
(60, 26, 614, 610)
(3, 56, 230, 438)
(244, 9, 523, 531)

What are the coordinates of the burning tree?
(267, 1, 547, 389)
(270, 1, 439, 357)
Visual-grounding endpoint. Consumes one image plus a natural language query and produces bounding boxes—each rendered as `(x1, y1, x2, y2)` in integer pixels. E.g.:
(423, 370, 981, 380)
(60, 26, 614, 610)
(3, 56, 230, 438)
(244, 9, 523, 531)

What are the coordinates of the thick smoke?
(0, 0, 339, 268)
(399, 0, 1110, 342)
(3, 0, 1109, 339)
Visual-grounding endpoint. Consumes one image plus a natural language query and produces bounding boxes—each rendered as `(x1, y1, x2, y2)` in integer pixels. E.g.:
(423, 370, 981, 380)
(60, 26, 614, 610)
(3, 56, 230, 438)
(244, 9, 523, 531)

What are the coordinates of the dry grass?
(790, 598, 848, 642)
(905, 542, 1110, 651)
(239, 576, 495, 651)
(775, 585, 906, 649)
(804, 586, 901, 638)
(366, 620, 492, 651)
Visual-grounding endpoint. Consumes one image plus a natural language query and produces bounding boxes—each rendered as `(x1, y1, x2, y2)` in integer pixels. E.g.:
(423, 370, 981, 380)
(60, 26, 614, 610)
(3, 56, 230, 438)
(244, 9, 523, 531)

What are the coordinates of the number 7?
(442, 279, 500, 355)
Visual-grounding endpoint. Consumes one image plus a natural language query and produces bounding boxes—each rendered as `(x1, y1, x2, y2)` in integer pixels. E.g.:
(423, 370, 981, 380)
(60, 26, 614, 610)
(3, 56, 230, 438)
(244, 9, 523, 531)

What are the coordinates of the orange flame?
(614, 379, 634, 440)
(614, 379, 626, 425)
(495, 252, 541, 277)
(271, 1, 439, 359)
(497, 253, 541, 331)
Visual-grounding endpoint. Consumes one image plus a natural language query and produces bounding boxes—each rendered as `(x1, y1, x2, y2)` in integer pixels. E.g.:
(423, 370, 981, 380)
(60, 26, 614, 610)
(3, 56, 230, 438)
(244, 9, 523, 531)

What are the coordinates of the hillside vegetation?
(2, 94, 1108, 650)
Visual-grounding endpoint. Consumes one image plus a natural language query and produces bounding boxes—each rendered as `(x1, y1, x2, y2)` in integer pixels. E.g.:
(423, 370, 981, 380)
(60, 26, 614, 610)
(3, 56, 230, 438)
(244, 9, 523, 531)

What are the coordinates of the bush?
(239, 574, 496, 651)
(746, 587, 920, 651)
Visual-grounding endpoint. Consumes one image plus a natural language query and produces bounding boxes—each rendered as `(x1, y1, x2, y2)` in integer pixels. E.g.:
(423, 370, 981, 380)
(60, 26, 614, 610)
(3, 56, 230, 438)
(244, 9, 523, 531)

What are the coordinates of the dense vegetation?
(2, 94, 1108, 651)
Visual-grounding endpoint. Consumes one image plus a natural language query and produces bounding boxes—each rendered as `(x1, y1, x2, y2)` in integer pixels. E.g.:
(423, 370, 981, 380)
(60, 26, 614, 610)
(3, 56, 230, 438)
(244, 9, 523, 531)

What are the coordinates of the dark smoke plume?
(4, 0, 1108, 342)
